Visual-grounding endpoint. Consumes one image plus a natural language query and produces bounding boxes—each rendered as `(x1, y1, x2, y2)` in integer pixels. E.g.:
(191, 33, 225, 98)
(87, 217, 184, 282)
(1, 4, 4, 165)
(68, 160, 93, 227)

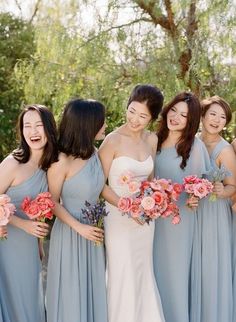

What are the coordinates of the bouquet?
(206, 165, 231, 201)
(82, 199, 109, 246)
(21, 192, 55, 243)
(0, 194, 16, 240)
(118, 172, 182, 224)
(183, 175, 213, 207)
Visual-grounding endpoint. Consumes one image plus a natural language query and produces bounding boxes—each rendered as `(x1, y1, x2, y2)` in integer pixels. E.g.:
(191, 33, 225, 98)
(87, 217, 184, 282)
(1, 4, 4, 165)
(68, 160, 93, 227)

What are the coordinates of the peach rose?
(141, 196, 155, 210)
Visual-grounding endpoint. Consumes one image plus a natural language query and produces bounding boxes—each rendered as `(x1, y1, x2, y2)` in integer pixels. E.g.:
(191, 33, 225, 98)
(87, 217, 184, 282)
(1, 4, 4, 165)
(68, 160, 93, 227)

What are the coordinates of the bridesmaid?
(231, 138, 236, 321)
(46, 98, 108, 322)
(153, 92, 210, 322)
(0, 104, 58, 322)
(198, 96, 236, 322)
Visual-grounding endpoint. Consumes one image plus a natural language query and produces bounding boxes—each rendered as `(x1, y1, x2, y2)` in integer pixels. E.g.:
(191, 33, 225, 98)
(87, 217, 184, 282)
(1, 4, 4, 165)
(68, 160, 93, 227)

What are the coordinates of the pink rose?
(26, 201, 42, 219)
(152, 191, 164, 205)
(0, 194, 11, 206)
(150, 179, 162, 191)
(183, 175, 199, 185)
(129, 204, 142, 218)
(128, 181, 141, 194)
(140, 181, 151, 191)
(118, 171, 133, 186)
(118, 197, 133, 212)
(0, 206, 11, 225)
(193, 183, 209, 199)
(141, 196, 155, 210)
(158, 178, 173, 192)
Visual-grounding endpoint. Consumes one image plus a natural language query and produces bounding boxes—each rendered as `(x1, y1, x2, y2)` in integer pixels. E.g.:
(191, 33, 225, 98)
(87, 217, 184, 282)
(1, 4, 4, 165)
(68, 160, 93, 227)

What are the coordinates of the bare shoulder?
(145, 130, 158, 146)
(99, 131, 122, 152)
(0, 154, 20, 173)
(48, 152, 68, 172)
(219, 144, 236, 160)
(232, 138, 236, 152)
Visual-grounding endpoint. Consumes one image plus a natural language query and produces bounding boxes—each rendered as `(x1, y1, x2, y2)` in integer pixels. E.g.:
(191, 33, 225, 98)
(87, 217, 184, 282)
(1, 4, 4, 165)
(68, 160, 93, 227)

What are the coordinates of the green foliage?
(0, 13, 35, 160)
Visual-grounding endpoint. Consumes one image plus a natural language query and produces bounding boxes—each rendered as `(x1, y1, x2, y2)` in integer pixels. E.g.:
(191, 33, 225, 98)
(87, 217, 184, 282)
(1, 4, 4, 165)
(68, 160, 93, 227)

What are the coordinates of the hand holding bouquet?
(21, 192, 55, 240)
(183, 175, 213, 208)
(118, 173, 182, 224)
(0, 194, 16, 240)
(207, 165, 231, 201)
(82, 199, 109, 246)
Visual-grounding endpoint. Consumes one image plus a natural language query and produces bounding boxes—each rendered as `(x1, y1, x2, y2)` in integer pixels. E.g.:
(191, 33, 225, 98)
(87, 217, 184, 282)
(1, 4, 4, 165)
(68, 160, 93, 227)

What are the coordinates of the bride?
(98, 84, 165, 322)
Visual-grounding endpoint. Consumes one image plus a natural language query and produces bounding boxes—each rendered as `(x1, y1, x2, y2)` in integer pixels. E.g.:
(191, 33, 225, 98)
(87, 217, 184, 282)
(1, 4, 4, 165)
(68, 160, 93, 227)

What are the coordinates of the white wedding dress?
(105, 156, 165, 322)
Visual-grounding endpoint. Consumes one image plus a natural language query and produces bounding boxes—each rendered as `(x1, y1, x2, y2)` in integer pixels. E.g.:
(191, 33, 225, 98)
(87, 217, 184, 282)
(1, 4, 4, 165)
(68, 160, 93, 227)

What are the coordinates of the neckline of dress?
(113, 155, 152, 163)
(8, 168, 41, 190)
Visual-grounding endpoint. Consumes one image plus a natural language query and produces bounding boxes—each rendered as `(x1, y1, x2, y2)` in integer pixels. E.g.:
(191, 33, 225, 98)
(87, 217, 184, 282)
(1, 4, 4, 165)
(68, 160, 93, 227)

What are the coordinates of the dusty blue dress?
(154, 137, 210, 322)
(233, 210, 236, 321)
(46, 153, 108, 322)
(197, 138, 233, 322)
(0, 169, 47, 322)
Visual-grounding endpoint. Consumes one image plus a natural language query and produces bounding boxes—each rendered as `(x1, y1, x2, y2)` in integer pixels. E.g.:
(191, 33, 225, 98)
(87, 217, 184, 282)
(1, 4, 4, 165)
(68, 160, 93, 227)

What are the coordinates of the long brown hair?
(12, 104, 58, 170)
(157, 92, 201, 169)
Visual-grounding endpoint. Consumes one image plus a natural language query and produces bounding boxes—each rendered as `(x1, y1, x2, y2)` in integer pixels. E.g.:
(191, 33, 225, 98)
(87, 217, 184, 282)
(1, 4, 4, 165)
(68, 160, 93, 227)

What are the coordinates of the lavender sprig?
(206, 165, 231, 201)
(82, 199, 109, 230)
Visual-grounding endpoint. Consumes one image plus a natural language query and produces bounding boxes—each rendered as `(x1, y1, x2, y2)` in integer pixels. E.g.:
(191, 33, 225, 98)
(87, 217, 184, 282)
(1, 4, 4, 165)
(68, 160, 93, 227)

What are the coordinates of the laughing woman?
(153, 92, 210, 322)
(46, 98, 108, 322)
(198, 96, 236, 322)
(0, 104, 58, 322)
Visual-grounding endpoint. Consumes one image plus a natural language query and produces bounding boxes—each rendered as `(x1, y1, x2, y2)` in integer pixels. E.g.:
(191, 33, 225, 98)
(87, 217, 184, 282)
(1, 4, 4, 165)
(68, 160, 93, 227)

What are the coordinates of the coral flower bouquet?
(118, 172, 182, 224)
(21, 192, 55, 223)
(0, 194, 16, 240)
(183, 175, 213, 207)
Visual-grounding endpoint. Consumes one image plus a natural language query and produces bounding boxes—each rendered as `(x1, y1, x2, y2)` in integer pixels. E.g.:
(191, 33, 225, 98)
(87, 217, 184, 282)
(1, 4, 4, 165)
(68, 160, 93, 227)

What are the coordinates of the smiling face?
(126, 101, 152, 132)
(167, 101, 188, 132)
(23, 110, 48, 151)
(201, 103, 227, 134)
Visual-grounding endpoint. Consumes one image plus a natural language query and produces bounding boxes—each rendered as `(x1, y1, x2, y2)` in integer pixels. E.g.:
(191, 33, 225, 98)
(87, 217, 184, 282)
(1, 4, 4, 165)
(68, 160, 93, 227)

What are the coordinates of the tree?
(0, 13, 35, 160)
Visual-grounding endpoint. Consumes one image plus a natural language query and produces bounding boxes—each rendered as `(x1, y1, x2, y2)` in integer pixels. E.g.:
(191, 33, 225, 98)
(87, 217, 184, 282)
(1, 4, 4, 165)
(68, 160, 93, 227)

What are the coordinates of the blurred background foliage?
(0, 0, 235, 160)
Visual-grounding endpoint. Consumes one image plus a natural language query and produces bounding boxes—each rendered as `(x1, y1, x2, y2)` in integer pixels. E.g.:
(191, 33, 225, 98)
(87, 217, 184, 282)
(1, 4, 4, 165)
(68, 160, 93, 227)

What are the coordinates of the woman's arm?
(215, 146, 236, 198)
(47, 155, 103, 243)
(98, 133, 120, 206)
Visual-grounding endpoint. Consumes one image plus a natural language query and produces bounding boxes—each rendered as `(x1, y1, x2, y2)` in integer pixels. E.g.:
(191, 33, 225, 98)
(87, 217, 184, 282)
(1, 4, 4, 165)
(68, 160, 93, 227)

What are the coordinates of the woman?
(153, 92, 210, 322)
(46, 98, 108, 322)
(232, 138, 236, 321)
(198, 96, 236, 322)
(0, 104, 58, 322)
(99, 84, 165, 322)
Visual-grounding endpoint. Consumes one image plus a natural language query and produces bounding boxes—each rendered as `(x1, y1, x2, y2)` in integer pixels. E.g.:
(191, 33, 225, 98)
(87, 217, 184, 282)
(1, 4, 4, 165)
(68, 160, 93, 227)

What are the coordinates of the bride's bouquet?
(118, 172, 182, 224)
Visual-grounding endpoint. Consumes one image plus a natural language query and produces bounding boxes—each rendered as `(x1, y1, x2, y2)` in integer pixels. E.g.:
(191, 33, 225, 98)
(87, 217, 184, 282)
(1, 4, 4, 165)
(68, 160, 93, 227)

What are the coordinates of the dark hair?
(12, 104, 58, 170)
(58, 98, 105, 159)
(157, 92, 201, 169)
(201, 95, 232, 125)
(127, 84, 164, 120)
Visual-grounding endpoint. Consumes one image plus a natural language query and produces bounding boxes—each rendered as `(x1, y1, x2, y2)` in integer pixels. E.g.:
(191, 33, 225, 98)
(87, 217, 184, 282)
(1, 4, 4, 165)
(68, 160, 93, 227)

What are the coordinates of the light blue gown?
(46, 153, 108, 322)
(153, 137, 210, 322)
(233, 210, 236, 321)
(0, 169, 47, 322)
(198, 138, 233, 322)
